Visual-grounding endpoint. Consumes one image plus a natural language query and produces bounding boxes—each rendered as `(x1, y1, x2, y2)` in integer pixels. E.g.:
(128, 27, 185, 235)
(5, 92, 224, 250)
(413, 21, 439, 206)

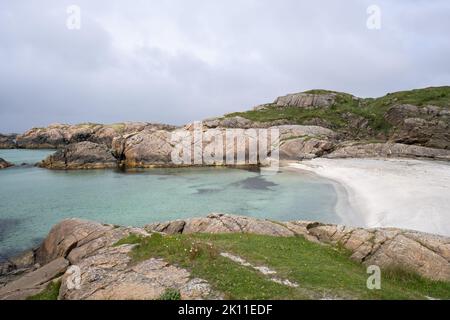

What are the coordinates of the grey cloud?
(0, 0, 449, 133)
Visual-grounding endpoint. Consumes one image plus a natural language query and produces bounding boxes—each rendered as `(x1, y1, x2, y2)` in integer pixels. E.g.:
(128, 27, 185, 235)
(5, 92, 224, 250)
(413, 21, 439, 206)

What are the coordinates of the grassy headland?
(225, 86, 450, 136)
(115, 233, 450, 300)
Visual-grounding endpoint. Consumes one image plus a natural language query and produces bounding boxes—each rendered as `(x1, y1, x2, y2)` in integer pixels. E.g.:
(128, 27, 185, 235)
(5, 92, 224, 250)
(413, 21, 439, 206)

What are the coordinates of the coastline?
(289, 158, 450, 237)
(1, 214, 449, 300)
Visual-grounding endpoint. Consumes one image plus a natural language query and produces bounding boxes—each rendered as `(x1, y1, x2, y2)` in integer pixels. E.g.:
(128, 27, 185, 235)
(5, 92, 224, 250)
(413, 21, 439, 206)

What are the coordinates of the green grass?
(370, 86, 450, 109)
(226, 86, 450, 137)
(27, 280, 61, 300)
(158, 288, 181, 300)
(116, 233, 450, 300)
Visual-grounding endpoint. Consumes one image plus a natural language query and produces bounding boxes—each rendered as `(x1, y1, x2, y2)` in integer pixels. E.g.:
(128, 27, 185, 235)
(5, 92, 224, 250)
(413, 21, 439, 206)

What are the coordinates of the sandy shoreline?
(288, 158, 450, 236)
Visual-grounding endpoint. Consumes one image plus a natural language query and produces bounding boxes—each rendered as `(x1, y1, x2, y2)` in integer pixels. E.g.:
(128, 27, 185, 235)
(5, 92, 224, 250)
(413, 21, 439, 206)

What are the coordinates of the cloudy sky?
(0, 0, 449, 133)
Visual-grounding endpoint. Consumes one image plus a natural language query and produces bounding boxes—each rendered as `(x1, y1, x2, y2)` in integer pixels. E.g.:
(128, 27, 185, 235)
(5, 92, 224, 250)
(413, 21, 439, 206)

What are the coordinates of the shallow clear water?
(0, 149, 341, 259)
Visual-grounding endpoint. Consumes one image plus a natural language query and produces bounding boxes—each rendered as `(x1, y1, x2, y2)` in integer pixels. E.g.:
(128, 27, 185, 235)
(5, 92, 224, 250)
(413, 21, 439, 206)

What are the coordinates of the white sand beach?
(290, 158, 450, 236)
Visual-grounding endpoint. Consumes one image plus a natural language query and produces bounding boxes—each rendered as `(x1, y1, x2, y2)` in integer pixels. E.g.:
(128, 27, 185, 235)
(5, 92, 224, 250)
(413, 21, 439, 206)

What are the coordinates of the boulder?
(16, 124, 67, 149)
(274, 92, 337, 109)
(280, 138, 334, 160)
(276, 125, 337, 140)
(112, 130, 174, 168)
(0, 257, 69, 300)
(39, 141, 118, 169)
(0, 134, 17, 149)
(276, 125, 337, 160)
(385, 104, 450, 149)
(0, 158, 13, 169)
(35, 218, 115, 265)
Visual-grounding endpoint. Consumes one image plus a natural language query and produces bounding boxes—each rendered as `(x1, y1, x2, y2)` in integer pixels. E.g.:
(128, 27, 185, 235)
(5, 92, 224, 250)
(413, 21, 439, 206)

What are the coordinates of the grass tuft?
(158, 288, 181, 300)
(27, 280, 61, 300)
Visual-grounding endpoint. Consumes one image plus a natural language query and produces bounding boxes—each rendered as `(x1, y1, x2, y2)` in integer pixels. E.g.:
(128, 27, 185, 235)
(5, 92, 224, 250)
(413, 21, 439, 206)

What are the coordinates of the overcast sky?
(0, 0, 449, 133)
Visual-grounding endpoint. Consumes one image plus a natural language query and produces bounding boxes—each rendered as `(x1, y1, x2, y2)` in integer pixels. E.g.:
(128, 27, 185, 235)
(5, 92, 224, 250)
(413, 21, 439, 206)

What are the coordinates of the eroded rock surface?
(277, 125, 337, 160)
(0, 134, 17, 149)
(326, 142, 450, 160)
(1, 214, 449, 300)
(15, 122, 177, 149)
(39, 141, 118, 169)
(112, 130, 174, 167)
(274, 92, 337, 109)
(146, 213, 296, 237)
(0, 257, 69, 300)
(0, 218, 221, 300)
(59, 246, 220, 300)
(0, 158, 13, 169)
(146, 213, 450, 281)
(386, 104, 450, 149)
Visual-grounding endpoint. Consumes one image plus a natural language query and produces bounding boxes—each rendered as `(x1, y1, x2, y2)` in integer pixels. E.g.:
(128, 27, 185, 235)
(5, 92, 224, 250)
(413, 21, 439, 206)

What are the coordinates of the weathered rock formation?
(0, 218, 222, 300)
(39, 141, 118, 169)
(0, 134, 17, 149)
(146, 213, 450, 281)
(277, 125, 337, 160)
(0, 158, 13, 169)
(385, 104, 450, 149)
(274, 92, 338, 109)
(15, 122, 177, 149)
(1, 214, 449, 300)
(31, 123, 450, 169)
(325, 142, 450, 161)
(202, 116, 290, 129)
(3, 88, 450, 168)
(112, 130, 175, 167)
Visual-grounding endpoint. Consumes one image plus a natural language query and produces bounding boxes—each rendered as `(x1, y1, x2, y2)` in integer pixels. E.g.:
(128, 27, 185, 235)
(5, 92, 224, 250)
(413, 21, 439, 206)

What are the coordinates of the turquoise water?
(0, 149, 55, 166)
(0, 149, 340, 260)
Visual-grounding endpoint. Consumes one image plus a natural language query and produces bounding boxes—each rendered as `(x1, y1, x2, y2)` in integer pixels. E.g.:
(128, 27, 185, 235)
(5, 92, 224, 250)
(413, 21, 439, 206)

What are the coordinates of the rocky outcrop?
(1, 214, 449, 299)
(301, 224, 450, 281)
(280, 138, 334, 160)
(146, 213, 450, 281)
(0, 258, 69, 300)
(0, 134, 17, 149)
(202, 116, 290, 129)
(0, 250, 35, 286)
(34, 124, 449, 169)
(277, 125, 337, 160)
(16, 124, 67, 149)
(325, 142, 450, 160)
(0, 218, 221, 300)
(146, 213, 296, 237)
(274, 92, 338, 109)
(15, 122, 177, 149)
(89, 123, 177, 147)
(59, 245, 220, 300)
(112, 130, 174, 168)
(39, 142, 118, 169)
(111, 124, 338, 167)
(0, 158, 13, 169)
(385, 104, 450, 149)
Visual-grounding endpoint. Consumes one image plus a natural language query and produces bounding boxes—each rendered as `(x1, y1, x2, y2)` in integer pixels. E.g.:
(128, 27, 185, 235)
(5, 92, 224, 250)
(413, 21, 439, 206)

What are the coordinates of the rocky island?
(1, 86, 449, 169)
